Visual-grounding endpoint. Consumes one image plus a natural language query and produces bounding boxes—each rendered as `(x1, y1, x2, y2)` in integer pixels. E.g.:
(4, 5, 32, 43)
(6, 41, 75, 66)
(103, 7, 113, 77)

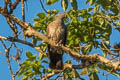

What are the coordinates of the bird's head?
(55, 13, 67, 20)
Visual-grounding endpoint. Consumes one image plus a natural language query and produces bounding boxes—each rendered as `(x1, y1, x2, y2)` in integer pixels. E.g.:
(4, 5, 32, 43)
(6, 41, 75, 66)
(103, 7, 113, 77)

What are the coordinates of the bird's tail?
(48, 45, 63, 69)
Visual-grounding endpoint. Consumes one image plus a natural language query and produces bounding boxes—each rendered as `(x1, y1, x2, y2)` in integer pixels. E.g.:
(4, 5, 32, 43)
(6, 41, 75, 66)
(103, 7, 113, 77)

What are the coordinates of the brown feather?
(47, 13, 67, 69)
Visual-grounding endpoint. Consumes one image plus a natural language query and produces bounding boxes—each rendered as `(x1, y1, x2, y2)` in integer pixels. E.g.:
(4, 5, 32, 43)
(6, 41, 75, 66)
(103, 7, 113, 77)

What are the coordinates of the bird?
(47, 13, 67, 69)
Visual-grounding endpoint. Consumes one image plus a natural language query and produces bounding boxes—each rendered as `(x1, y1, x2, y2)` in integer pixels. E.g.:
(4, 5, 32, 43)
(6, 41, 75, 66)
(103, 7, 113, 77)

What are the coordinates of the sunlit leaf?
(21, 75, 28, 80)
(47, 9, 59, 15)
(61, 0, 68, 10)
(39, 53, 43, 60)
(22, 60, 31, 66)
(70, 0, 78, 10)
(18, 68, 25, 77)
(36, 13, 45, 19)
(46, 0, 59, 5)
(89, 72, 99, 80)
(86, 0, 90, 4)
(89, 0, 96, 5)
(81, 68, 89, 75)
(26, 51, 33, 59)
(94, 4, 100, 13)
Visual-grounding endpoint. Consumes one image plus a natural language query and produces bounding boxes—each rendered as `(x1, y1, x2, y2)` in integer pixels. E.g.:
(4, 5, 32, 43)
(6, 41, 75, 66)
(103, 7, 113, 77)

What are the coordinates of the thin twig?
(21, 0, 25, 21)
(10, 0, 21, 13)
(0, 39, 15, 80)
(101, 40, 118, 61)
(40, 0, 48, 14)
(5, 16, 18, 38)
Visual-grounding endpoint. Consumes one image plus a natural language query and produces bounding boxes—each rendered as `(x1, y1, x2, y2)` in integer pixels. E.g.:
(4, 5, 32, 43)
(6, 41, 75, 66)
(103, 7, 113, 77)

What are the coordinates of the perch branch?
(0, 7, 120, 71)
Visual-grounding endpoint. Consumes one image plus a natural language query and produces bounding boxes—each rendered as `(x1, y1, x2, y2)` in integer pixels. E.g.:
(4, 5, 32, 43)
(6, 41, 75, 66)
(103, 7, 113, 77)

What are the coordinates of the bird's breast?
(48, 25, 65, 42)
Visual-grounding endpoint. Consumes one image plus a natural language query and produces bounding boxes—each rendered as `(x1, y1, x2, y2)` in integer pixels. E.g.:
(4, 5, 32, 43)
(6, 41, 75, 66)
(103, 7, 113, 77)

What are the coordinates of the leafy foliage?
(18, 0, 120, 80)
(18, 51, 50, 80)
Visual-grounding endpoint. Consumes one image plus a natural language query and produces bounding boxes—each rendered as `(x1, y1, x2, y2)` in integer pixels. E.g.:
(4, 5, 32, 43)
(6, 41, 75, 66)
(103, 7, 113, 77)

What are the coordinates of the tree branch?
(9, 0, 21, 13)
(40, 0, 48, 14)
(6, 17, 18, 38)
(0, 36, 46, 55)
(0, 7, 120, 71)
(41, 63, 93, 80)
(21, 0, 25, 21)
(0, 39, 15, 80)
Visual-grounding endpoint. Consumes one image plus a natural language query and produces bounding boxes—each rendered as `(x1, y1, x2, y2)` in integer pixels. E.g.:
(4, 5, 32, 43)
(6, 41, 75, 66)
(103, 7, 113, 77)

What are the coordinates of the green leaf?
(47, 68, 53, 72)
(32, 62, 40, 73)
(61, 0, 68, 11)
(89, 0, 96, 5)
(46, 0, 59, 5)
(81, 68, 89, 75)
(83, 35, 89, 42)
(70, 0, 78, 10)
(94, 4, 100, 13)
(21, 75, 28, 80)
(33, 18, 41, 22)
(27, 54, 37, 61)
(39, 53, 43, 60)
(36, 13, 45, 19)
(24, 70, 33, 76)
(86, 0, 90, 4)
(26, 51, 32, 59)
(18, 68, 25, 77)
(47, 9, 59, 15)
(89, 72, 99, 80)
(22, 60, 31, 66)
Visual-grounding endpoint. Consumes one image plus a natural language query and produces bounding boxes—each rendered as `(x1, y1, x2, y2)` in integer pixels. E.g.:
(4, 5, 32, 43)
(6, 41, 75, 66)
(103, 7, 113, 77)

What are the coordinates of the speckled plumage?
(47, 13, 67, 69)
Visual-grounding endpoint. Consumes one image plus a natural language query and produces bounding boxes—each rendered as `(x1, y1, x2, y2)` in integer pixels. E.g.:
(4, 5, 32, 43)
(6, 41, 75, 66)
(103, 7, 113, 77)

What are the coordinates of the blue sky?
(0, 0, 120, 80)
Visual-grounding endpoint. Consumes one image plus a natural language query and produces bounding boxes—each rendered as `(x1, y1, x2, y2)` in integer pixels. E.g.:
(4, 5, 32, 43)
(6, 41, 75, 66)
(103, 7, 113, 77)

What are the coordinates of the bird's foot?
(58, 40, 63, 46)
